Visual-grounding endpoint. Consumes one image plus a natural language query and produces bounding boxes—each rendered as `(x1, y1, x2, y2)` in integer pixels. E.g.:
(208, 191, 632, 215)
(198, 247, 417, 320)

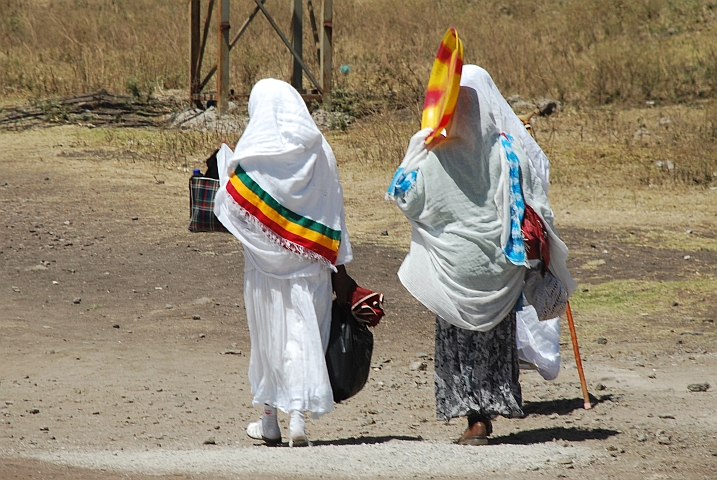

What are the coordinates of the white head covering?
(214, 79, 351, 273)
(394, 65, 574, 331)
(459, 65, 551, 194)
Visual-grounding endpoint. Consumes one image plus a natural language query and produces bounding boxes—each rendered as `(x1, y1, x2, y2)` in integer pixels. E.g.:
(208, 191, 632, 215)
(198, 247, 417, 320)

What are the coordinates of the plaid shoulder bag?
(188, 176, 228, 233)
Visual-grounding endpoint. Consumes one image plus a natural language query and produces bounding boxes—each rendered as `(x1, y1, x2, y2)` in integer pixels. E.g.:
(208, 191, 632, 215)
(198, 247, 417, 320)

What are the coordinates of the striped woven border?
(226, 165, 341, 263)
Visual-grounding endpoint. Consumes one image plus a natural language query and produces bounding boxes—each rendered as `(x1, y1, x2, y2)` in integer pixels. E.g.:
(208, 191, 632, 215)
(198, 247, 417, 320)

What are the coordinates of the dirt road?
(1, 126, 715, 479)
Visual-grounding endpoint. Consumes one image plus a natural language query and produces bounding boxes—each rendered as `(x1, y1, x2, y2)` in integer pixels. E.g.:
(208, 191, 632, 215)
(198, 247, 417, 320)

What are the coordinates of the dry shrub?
(334, 113, 419, 170)
(99, 127, 227, 169)
(543, 100, 717, 188)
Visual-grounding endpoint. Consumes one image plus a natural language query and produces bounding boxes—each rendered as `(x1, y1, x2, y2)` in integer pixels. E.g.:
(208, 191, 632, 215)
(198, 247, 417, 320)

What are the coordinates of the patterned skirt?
(434, 313, 524, 422)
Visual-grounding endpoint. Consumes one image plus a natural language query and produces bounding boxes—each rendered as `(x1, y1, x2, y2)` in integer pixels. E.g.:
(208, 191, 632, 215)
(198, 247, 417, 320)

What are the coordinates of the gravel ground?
(7, 442, 599, 479)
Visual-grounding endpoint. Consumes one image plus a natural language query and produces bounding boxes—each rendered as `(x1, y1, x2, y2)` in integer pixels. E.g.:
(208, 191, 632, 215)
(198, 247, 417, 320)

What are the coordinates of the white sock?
(289, 410, 306, 439)
(261, 404, 280, 438)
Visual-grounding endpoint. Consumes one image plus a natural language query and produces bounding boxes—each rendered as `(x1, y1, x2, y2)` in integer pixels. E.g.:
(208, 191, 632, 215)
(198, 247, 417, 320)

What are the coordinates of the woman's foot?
(246, 405, 281, 446)
(288, 410, 311, 447)
(246, 420, 282, 445)
(457, 412, 493, 446)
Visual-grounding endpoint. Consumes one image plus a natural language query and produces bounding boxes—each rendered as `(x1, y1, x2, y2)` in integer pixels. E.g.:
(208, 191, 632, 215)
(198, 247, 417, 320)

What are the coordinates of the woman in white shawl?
(387, 65, 575, 444)
(214, 78, 356, 447)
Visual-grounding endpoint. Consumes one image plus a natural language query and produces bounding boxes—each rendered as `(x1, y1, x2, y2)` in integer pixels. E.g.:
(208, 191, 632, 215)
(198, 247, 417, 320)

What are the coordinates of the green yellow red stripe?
(226, 166, 340, 263)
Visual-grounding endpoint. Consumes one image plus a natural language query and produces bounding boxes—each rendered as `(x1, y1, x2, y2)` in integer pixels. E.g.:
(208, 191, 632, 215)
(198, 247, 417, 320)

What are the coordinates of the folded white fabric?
(385, 127, 433, 201)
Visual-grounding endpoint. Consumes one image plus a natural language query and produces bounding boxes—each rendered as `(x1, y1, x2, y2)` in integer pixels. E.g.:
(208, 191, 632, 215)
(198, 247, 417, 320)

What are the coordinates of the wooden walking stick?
(519, 106, 590, 408)
(566, 301, 591, 409)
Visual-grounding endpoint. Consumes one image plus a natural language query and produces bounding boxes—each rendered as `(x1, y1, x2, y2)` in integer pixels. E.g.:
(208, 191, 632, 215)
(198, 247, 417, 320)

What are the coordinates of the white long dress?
(212, 79, 355, 418)
(235, 210, 352, 418)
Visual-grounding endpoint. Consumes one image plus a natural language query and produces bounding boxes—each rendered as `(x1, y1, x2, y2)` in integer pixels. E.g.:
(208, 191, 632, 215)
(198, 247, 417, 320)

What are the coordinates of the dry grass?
(2, 0, 717, 188)
(2, 0, 716, 106)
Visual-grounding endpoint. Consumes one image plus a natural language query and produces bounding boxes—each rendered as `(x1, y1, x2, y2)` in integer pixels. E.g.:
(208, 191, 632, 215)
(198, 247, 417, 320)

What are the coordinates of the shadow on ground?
(523, 394, 612, 416)
(312, 435, 424, 446)
(492, 426, 619, 445)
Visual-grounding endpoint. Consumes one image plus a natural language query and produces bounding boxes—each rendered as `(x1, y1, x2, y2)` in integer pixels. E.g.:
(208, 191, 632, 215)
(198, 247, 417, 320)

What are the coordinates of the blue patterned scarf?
(500, 133, 526, 265)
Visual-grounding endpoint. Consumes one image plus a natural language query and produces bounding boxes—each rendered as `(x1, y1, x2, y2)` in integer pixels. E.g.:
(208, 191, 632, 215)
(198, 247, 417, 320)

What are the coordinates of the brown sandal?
(456, 413, 493, 446)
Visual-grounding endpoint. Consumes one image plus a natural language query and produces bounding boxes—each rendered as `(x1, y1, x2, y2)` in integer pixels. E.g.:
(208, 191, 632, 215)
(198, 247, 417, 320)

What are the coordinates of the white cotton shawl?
(214, 79, 352, 278)
(396, 68, 575, 332)
(461, 66, 572, 377)
(461, 65, 551, 194)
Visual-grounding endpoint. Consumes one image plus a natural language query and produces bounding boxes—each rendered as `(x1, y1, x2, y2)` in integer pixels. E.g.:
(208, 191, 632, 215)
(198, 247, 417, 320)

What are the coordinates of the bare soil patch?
(1, 127, 715, 479)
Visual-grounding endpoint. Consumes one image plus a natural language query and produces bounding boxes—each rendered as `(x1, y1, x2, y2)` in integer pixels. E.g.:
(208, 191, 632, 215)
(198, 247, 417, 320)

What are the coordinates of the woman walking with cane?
(387, 65, 575, 444)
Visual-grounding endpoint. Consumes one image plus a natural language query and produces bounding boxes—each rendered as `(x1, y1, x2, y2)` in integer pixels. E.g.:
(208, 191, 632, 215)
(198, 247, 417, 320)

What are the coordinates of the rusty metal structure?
(189, 0, 333, 116)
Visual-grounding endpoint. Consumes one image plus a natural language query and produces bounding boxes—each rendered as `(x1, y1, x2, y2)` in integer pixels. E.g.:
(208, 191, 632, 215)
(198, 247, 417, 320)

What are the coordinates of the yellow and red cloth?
(421, 27, 464, 145)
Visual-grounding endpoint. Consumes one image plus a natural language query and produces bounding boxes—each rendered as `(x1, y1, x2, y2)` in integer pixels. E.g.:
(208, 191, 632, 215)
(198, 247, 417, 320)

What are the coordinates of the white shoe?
(289, 434, 311, 447)
(246, 420, 281, 446)
(288, 410, 311, 447)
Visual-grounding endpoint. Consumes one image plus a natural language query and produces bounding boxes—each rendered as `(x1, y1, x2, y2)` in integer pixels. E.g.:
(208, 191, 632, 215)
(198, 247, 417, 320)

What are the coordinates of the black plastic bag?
(325, 301, 374, 402)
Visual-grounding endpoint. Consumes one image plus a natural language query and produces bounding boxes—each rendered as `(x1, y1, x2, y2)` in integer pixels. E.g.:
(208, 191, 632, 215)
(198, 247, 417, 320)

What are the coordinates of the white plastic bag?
(516, 305, 561, 380)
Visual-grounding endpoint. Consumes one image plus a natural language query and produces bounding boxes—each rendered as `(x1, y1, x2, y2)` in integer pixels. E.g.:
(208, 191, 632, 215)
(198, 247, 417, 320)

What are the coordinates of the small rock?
(380, 230, 389, 236)
(192, 315, 201, 320)
(648, 373, 656, 379)
(409, 361, 427, 371)
(203, 437, 216, 445)
(687, 382, 710, 392)
(658, 414, 675, 419)
(657, 435, 672, 445)
(73, 298, 81, 304)
(595, 382, 606, 391)
(113, 324, 120, 329)
(637, 434, 647, 442)
(165, 304, 174, 310)
(597, 337, 608, 345)
(220, 349, 242, 355)
(360, 416, 376, 426)
(198, 333, 206, 338)
(28, 408, 39, 414)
